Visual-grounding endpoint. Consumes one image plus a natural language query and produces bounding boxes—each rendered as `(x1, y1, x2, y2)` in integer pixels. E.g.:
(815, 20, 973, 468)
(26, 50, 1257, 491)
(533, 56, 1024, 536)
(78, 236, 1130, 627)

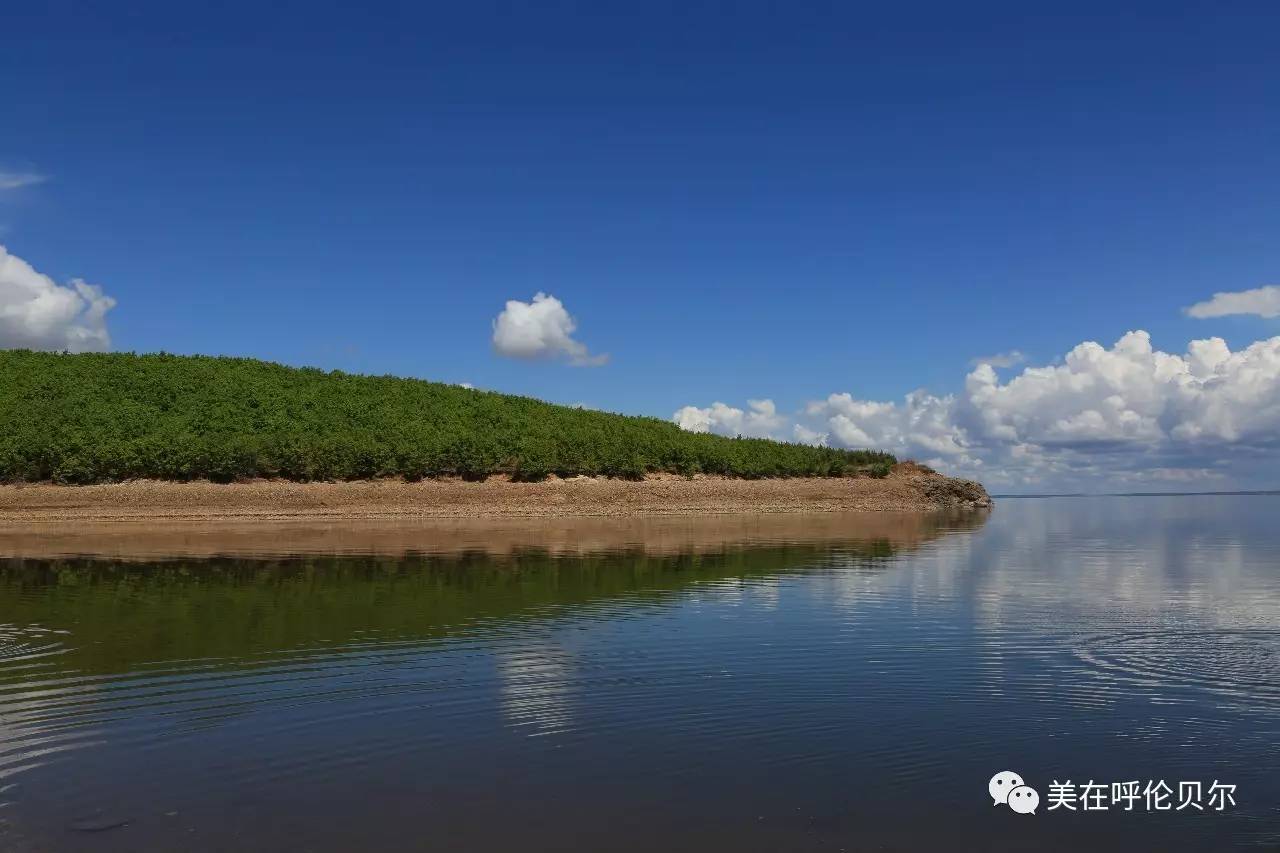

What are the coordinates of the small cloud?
(672, 399, 787, 439)
(1184, 285, 1280, 319)
(0, 171, 47, 191)
(969, 350, 1026, 368)
(458, 382, 475, 389)
(0, 245, 116, 352)
(492, 292, 608, 367)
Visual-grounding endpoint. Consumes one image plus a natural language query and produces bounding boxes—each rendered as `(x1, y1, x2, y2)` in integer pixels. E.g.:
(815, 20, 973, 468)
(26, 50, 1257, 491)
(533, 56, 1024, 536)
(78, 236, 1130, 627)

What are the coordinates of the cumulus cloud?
(492, 292, 608, 366)
(807, 389, 972, 459)
(792, 424, 828, 445)
(969, 350, 1025, 368)
(0, 245, 115, 352)
(0, 172, 46, 191)
(673, 399, 788, 439)
(674, 330, 1280, 491)
(1184, 285, 1280, 319)
(961, 331, 1280, 449)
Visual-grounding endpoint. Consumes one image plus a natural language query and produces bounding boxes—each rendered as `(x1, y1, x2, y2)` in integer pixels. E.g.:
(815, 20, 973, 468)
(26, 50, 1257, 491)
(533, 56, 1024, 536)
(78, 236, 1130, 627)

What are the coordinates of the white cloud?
(792, 424, 828, 445)
(0, 172, 46, 191)
(1184, 285, 1280, 319)
(808, 388, 973, 459)
(674, 330, 1280, 491)
(969, 349, 1025, 368)
(673, 399, 788, 439)
(492, 292, 608, 366)
(0, 245, 115, 352)
(961, 331, 1280, 449)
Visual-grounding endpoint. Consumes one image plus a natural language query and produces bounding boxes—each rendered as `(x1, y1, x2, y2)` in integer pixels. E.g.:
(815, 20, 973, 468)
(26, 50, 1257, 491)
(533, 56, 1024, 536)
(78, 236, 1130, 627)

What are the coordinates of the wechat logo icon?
(990, 770, 1038, 814)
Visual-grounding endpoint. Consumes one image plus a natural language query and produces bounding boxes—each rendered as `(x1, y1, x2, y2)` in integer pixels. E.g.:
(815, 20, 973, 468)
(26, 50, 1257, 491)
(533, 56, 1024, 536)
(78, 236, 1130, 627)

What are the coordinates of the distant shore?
(0, 465, 990, 524)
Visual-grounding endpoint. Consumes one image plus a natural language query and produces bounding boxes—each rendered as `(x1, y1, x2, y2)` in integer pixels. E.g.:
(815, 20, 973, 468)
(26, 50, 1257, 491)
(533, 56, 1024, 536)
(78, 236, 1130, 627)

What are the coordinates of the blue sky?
(3, 1, 1279, 490)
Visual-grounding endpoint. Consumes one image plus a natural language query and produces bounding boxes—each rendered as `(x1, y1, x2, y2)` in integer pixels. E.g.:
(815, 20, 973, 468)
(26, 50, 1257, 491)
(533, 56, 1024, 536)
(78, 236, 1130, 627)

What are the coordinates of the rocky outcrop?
(888, 462, 994, 510)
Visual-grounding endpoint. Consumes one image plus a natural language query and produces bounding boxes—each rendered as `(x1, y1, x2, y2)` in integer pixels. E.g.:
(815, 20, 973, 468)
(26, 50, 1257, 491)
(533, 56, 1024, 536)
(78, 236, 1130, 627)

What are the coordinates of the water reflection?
(0, 509, 986, 560)
(0, 499, 1278, 851)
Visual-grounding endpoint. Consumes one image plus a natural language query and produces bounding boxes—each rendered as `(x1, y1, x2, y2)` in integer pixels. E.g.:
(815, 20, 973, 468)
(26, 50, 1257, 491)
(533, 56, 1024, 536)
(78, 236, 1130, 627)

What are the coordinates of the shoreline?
(0, 467, 990, 524)
(0, 510, 989, 561)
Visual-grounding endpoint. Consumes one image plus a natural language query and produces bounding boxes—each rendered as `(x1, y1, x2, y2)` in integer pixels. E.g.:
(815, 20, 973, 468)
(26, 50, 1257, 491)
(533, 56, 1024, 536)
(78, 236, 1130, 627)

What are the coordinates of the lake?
(1, 497, 1277, 851)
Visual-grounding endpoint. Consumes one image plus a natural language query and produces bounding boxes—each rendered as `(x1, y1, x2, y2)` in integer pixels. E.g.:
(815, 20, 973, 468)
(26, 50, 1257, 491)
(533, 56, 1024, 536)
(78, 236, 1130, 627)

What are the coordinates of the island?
(0, 350, 990, 521)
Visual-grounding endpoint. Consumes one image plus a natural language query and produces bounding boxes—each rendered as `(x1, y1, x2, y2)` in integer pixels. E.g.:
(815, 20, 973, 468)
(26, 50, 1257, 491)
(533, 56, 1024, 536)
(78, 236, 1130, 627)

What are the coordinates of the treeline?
(0, 351, 895, 485)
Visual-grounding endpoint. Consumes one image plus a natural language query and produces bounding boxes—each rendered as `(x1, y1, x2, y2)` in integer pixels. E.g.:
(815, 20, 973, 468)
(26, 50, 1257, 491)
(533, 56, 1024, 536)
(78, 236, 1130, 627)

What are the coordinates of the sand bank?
(0, 467, 989, 526)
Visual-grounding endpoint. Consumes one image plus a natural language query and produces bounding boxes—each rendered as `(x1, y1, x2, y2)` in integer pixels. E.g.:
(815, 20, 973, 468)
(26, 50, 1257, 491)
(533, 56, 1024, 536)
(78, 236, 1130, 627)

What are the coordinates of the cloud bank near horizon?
(675, 330, 1280, 491)
(492, 292, 608, 367)
(0, 245, 115, 352)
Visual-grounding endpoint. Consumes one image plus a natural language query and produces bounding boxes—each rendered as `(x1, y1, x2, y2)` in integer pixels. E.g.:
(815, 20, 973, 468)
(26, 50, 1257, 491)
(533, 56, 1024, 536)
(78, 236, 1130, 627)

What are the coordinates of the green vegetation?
(0, 545, 909, 675)
(0, 350, 894, 484)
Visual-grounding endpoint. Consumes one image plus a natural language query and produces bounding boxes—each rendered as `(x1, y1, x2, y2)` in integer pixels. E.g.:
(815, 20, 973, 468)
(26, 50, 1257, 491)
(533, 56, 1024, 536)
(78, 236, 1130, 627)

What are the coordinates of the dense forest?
(0, 351, 895, 484)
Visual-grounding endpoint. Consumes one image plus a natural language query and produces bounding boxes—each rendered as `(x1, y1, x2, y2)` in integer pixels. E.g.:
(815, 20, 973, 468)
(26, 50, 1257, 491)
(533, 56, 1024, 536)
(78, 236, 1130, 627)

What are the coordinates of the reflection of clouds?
(798, 499, 1280, 716)
(495, 643, 578, 737)
(819, 559, 892, 611)
(954, 498, 1280, 715)
(748, 578, 781, 611)
(491, 573, 791, 741)
(698, 577, 746, 606)
(967, 499, 1280, 631)
(687, 576, 783, 611)
(814, 536, 978, 612)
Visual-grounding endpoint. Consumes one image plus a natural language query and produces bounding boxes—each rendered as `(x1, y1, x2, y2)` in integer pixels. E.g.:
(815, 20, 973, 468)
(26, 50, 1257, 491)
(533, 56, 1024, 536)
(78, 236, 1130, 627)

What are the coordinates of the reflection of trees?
(0, 510, 987, 679)
(0, 511, 989, 791)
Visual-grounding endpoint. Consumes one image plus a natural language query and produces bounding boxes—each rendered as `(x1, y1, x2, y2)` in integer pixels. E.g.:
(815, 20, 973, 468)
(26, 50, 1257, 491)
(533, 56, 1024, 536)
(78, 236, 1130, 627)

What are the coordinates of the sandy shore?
(0, 509, 992, 561)
(0, 467, 989, 525)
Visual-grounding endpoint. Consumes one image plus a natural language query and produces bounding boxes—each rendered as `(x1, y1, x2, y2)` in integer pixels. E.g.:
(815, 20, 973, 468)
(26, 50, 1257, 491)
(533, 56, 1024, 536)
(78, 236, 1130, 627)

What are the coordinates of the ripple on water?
(0, 624, 70, 666)
(1074, 629, 1280, 710)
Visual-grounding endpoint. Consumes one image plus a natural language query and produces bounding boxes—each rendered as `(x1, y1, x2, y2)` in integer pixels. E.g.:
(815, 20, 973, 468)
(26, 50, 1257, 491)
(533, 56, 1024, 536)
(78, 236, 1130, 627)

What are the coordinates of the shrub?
(0, 351, 897, 484)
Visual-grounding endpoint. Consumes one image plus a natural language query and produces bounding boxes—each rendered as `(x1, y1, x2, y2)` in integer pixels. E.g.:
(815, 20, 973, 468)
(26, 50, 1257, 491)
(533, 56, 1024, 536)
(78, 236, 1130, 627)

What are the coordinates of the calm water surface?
(1, 497, 1278, 851)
